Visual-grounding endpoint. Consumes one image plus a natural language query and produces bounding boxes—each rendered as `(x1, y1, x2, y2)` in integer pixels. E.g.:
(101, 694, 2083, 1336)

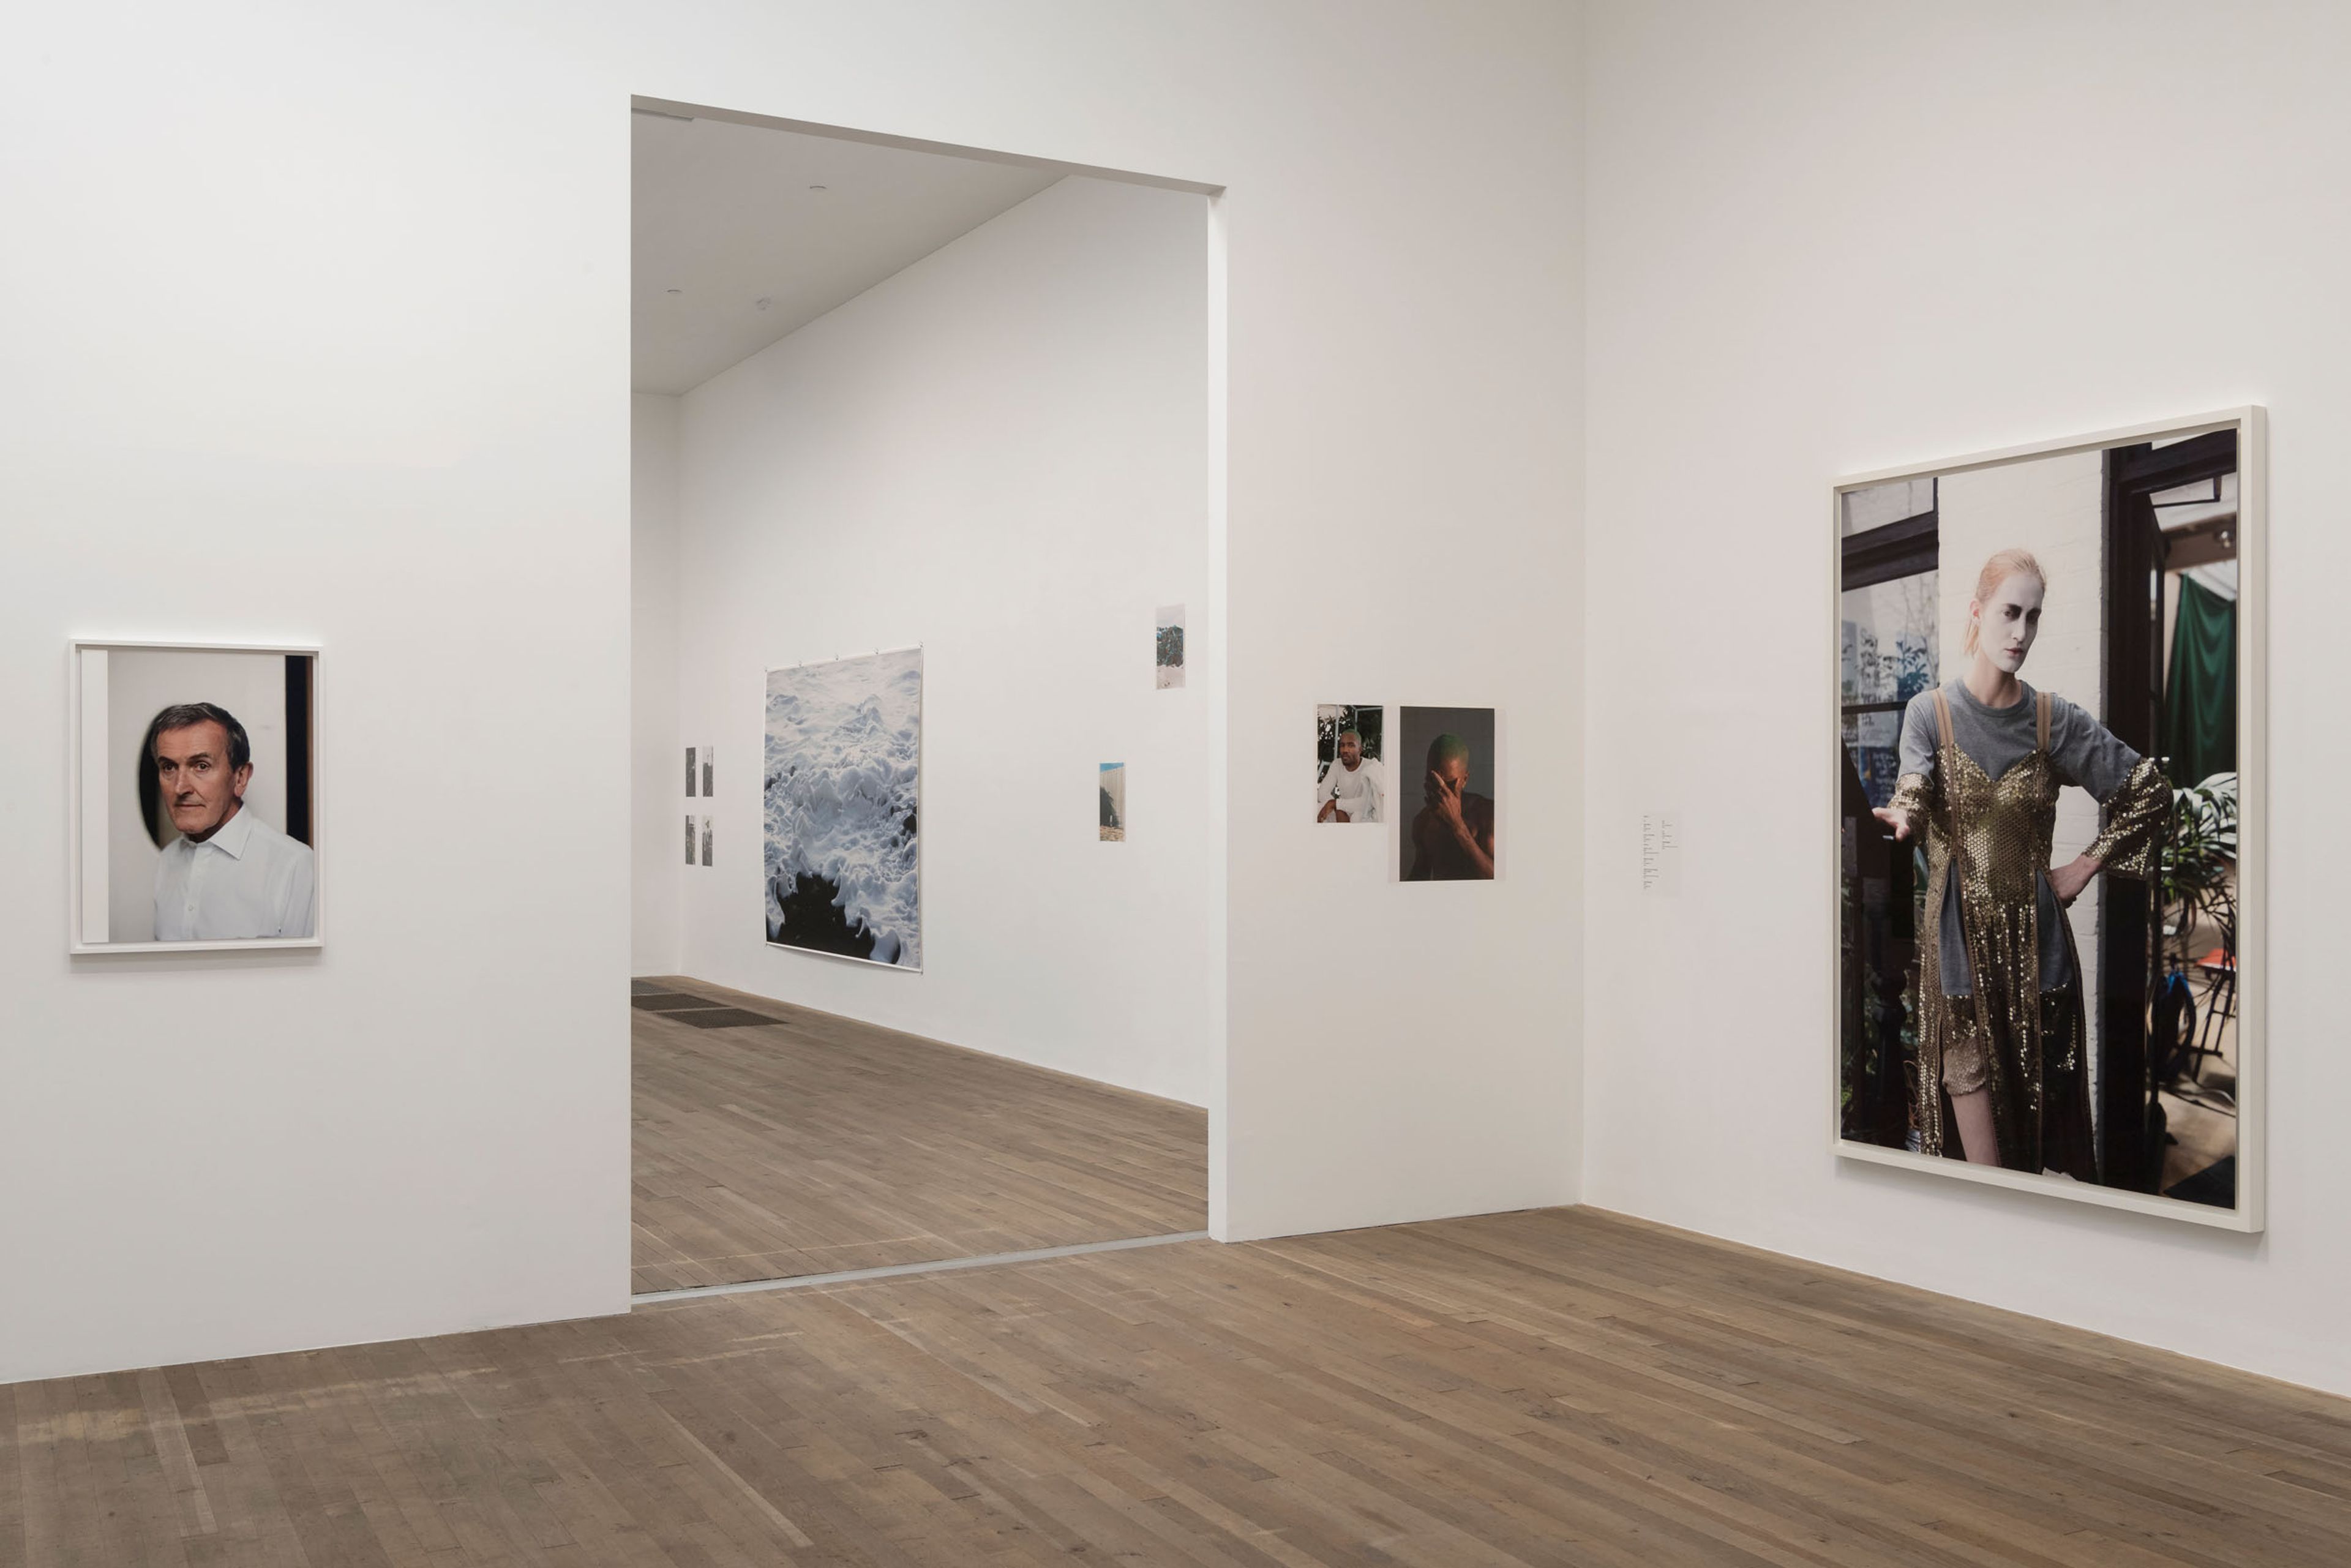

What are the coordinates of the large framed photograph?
(71, 640, 322, 953)
(1833, 408, 2263, 1231)
(764, 647, 923, 968)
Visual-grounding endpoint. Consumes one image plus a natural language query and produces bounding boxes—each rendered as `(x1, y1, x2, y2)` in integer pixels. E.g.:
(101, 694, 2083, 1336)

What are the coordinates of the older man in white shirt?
(148, 703, 316, 940)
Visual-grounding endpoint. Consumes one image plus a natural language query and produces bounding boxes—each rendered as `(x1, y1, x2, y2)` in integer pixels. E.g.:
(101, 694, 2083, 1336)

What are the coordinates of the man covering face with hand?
(1406, 732, 1495, 880)
(148, 702, 317, 940)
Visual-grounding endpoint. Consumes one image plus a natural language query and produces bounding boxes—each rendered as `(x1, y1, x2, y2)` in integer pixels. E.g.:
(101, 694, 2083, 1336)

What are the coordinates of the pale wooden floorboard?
(10, 1206, 2351, 1564)
(630, 975, 1209, 1293)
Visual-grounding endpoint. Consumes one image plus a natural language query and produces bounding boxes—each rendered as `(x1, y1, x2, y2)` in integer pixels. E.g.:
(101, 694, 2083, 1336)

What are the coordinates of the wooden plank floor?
(632, 976, 1208, 1294)
(10, 1206, 2350, 1566)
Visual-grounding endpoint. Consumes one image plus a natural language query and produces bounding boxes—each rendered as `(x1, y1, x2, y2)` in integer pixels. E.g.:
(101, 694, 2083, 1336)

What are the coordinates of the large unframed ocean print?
(1835, 410, 2264, 1230)
(764, 647, 923, 968)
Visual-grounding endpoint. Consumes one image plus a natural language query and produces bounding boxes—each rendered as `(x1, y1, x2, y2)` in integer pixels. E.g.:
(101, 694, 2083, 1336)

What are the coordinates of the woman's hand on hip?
(2049, 854, 2101, 906)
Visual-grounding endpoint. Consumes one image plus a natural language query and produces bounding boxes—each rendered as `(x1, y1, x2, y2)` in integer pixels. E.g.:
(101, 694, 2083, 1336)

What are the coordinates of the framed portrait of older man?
(1832, 408, 2264, 1232)
(70, 641, 322, 953)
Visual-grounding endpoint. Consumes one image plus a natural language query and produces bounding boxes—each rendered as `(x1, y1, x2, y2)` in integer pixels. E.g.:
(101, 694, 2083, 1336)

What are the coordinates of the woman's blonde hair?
(1963, 548, 2046, 656)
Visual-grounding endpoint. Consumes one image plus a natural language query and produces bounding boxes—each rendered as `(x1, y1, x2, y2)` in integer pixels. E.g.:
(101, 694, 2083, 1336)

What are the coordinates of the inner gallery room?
(6, 2, 2347, 1564)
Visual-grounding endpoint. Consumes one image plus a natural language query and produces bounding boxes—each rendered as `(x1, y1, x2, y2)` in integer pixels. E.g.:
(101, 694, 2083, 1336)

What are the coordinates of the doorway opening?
(2102, 433, 2241, 1206)
(628, 100, 1222, 1297)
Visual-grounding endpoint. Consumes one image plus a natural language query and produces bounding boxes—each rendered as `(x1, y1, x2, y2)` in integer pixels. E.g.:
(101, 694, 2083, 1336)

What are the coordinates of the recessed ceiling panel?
(632, 113, 1060, 395)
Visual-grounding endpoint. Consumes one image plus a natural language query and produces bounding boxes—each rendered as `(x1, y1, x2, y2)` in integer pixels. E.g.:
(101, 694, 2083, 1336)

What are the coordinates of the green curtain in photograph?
(2165, 574, 2236, 786)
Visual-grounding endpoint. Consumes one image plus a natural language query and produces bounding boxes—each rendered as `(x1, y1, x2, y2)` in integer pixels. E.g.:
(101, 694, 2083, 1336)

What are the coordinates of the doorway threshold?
(631, 1229, 1213, 1307)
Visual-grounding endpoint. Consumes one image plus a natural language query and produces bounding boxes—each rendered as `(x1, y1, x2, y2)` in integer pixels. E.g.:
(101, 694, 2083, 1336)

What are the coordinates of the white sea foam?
(764, 648, 922, 966)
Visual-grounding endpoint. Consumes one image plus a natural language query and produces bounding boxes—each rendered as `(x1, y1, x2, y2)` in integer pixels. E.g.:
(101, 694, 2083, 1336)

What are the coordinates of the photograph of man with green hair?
(1398, 705, 1496, 881)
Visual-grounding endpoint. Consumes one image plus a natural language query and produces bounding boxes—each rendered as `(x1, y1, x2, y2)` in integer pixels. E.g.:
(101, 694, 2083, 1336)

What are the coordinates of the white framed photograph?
(71, 640, 323, 954)
(1832, 408, 2263, 1231)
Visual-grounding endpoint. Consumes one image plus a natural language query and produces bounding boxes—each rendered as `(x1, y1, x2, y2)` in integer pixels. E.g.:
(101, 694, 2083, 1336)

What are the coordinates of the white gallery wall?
(656, 175, 1216, 1106)
(1, 0, 1582, 1384)
(1220, 24, 1583, 1242)
(632, 392, 682, 975)
(1583, 0, 2351, 1395)
(24, 0, 2351, 1405)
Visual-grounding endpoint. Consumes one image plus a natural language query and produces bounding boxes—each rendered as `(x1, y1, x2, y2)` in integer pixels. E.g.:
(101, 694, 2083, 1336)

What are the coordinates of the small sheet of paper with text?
(1641, 812, 1679, 896)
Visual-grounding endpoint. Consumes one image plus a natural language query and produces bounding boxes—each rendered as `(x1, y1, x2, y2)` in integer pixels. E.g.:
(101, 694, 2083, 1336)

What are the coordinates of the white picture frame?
(70, 639, 325, 955)
(1829, 408, 2264, 1232)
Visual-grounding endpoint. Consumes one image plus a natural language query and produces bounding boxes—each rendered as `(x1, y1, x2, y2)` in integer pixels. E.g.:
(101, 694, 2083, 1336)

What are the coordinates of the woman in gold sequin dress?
(1874, 549, 2169, 1179)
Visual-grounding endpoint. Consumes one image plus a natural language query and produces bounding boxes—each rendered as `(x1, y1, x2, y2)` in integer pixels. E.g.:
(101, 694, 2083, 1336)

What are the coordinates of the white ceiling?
(632, 112, 1061, 396)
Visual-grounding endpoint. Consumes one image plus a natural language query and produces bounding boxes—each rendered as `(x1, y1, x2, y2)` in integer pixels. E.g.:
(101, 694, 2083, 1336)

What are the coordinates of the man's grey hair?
(1339, 729, 1362, 745)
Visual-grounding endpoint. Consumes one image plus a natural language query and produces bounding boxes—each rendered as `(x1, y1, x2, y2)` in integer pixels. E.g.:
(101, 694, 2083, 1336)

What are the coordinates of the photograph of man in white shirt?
(1315, 726, 1385, 823)
(147, 702, 317, 940)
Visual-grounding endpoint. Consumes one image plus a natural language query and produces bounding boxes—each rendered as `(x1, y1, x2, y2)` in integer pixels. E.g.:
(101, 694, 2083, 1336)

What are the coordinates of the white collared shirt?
(152, 805, 317, 941)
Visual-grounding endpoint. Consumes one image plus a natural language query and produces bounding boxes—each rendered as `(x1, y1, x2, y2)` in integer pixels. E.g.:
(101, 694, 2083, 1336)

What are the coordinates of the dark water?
(767, 871, 879, 961)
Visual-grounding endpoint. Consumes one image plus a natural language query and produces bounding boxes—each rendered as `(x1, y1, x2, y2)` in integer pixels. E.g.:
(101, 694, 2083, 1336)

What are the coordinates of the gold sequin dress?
(1885, 685, 2168, 1177)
